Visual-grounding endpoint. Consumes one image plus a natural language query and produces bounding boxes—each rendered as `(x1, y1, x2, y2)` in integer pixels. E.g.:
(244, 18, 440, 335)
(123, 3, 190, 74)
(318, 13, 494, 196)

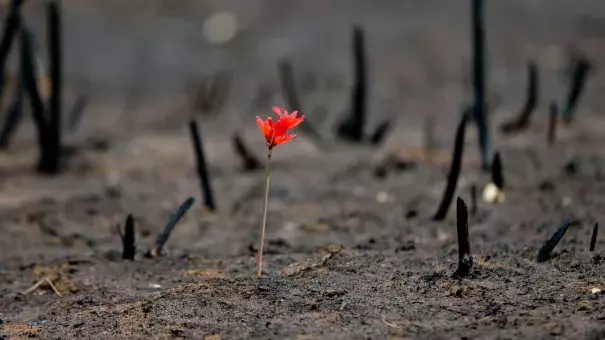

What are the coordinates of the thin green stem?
(257, 148, 273, 278)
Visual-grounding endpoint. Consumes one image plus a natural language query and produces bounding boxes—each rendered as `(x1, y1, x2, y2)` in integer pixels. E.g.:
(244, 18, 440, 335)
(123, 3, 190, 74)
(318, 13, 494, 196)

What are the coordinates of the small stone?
(564, 159, 578, 175)
(538, 181, 555, 191)
(395, 241, 415, 252)
(373, 165, 388, 179)
(482, 182, 505, 203)
(376, 191, 390, 203)
(171, 329, 185, 337)
(405, 210, 417, 219)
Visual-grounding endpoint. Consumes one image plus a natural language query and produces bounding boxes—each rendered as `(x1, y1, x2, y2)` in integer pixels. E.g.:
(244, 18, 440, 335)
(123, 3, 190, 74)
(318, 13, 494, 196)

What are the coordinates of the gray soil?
(1, 0, 605, 339)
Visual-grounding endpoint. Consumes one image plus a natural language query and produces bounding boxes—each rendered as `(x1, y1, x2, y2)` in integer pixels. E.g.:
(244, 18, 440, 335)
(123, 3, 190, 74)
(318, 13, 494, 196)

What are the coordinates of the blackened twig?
(453, 197, 473, 278)
(491, 152, 504, 189)
(352, 24, 367, 140)
(590, 223, 598, 252)
(548, 101, 558, 145)
(189, 120, 216, 212)
(278, 59, 321, 140)
(0, 74, 23, 148)
(562, 55, 591, 124)
(337, 25, 367, 142)
(0, 0, 23, 103)
(500, 61, 538, 134)
(206, 70, 232, 114)
(39, 0, 62, 174)
(121, 214, 135, 260)
(369, 119, 390, 146)
(21, 27, 51, 165)
(148, 197, 195, 257)
(66, 93, 89, 132)
(191, 70, 232, 116)
(232, 132, 261, 171)
(471, 0, 491, 171)
(537, 220, 574, 262)
(433, 108, 471, 221)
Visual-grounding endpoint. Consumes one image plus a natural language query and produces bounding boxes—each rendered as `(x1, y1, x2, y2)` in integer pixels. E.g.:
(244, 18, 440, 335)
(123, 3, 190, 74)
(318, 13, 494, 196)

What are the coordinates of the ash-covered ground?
(1, 0, 605, 339)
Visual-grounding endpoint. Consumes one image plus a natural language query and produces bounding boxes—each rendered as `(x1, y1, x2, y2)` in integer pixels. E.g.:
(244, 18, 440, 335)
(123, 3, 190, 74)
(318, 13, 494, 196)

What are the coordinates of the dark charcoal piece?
(471, 0, 491, 171)
(0, 0, 24, 102)
(373, 153, 416, 179)
(393, 159, 416, 171)
(500, 61, 538, 134)
(453, 197, 473, 278)
(20, 28, 52, 170)
(538, 180, 555, 192)
(373, 164, 387, 179)
(192, 70, 232, 115)
(121, 214, 135, 260)
(405, 210, 417, 219)
(536, 220, 574, 262)
(562, 55, 591, 124)
(40, 0, 62, 174)
(433, 107, 471, 221)
(148, 197, 195, 257)
(337, 25, 367, 142)
(369, 120, 391, 146)
(189, 120, 216, 212)
(548, 101, 558, 146)
(590, 223, 598, 252)
(0, 76, 23, 148)
(232, 132, 261, 171)
(491, 152, 504, 189)
(277, 59, 321, 140)
(563, 157, 579, 176)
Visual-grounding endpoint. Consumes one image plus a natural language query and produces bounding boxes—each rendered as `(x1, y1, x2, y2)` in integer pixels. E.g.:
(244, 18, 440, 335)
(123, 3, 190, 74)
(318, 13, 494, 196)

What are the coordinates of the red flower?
(256, 107, 305, 149)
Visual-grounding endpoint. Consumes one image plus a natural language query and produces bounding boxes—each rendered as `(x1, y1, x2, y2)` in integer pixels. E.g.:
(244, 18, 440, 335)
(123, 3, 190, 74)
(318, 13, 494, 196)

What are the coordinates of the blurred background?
(4, 0, 605, 125)
(1, 0, 605, 261)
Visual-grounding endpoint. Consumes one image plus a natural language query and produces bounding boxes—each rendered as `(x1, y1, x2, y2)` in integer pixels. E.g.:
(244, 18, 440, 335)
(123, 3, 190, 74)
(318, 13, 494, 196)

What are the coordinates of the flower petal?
(273, 116, 289, 137)
(275, 133, 296, 146)
(287, 114, 305, 129)
(256, 116, 265, 131)
(256, 116, 274, 143)
(272, 107, 284, 116)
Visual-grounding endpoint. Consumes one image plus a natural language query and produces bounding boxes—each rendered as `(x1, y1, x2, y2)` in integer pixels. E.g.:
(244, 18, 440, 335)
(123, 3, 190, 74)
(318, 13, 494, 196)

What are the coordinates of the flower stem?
(257, 148, 273, 278)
